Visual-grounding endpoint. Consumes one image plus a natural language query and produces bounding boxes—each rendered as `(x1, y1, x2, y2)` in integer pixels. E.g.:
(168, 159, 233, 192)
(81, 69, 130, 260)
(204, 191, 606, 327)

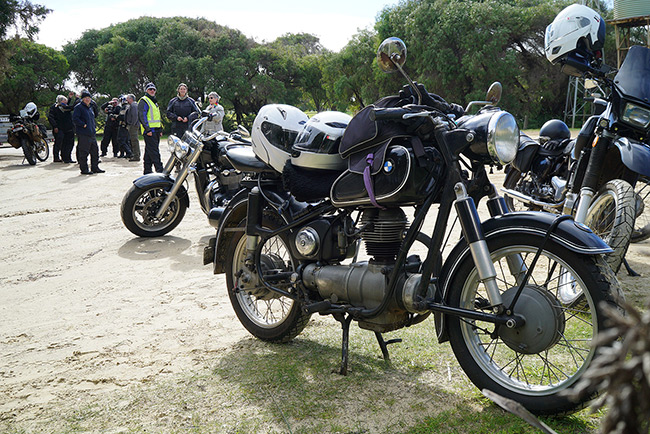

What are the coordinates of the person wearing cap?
(203, 91, 225, 135)
(166, 83, 199, 137)
(138, 82, 163, 174)
(72, 90, 104, 175)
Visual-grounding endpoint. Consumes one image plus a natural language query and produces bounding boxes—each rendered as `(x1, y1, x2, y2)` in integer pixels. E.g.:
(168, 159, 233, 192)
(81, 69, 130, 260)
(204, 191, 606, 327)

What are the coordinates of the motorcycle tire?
(35, 138, 49, 162)
(224, 212, 311, 343)
(631, 176, 650, 243)
(120, 183, 187, 237)
(584, 179, 635, 273)
(21, 138, 36, 165)
(444, 231, 623, 415)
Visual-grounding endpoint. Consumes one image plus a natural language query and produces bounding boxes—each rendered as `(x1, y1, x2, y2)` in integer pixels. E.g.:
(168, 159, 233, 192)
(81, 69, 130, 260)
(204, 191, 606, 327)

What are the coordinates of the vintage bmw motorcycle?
(120, 115, 250, 237)
(7, 103, 50, 165)
(205, 37, 623, 415)
(503, 6, 650, 275)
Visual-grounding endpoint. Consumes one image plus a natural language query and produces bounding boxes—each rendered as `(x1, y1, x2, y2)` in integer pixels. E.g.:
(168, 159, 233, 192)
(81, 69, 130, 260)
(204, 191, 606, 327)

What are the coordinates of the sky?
(35, 0, 398, 52)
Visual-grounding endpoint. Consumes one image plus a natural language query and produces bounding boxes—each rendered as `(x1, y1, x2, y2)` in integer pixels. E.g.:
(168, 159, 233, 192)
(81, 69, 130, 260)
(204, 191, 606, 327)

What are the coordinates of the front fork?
(573, 133, 611, 223)
(453, 183, 505, 312)
(154, 146, 203, 219)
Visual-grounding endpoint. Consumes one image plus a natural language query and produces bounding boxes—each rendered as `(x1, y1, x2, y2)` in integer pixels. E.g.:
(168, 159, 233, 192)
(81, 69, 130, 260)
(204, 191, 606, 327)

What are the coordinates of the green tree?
(0, 38, 68, 113)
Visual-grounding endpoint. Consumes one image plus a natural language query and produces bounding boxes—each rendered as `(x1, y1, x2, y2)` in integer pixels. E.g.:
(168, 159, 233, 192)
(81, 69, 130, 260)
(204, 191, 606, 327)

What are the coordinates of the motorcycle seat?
(225, 145, 274, 173)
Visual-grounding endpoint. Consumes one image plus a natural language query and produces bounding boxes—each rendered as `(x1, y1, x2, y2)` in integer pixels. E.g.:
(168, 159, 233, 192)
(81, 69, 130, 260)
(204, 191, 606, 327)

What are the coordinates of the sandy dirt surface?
(1, 141, 649, 432)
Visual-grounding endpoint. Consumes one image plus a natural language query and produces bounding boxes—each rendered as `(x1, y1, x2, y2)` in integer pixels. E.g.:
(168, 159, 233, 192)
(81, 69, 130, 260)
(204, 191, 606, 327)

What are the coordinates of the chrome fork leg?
(454, 183, 503, 311)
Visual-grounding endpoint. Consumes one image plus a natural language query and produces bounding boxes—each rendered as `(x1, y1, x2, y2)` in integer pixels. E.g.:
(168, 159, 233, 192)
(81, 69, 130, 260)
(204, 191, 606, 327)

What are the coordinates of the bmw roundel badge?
(383, 160, 393, 173)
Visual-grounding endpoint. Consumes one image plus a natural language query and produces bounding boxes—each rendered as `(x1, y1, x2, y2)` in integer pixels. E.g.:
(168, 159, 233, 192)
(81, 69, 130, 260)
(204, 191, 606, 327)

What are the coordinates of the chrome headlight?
(487, 112, 519, 165)
(621, 102, 650, 129)
(167, 134, 190, 159)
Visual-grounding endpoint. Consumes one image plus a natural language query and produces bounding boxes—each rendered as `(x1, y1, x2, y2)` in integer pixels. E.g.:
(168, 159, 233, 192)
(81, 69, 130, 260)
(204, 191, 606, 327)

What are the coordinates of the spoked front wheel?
(35, 139, 49, 161)
(445, 232, 622, 415)
(224, 214, 310, 343)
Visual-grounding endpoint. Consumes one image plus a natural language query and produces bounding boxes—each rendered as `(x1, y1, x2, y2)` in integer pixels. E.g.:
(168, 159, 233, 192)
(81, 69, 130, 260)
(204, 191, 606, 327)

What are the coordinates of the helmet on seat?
(251, 104, 308, 173)
(539, 119, 571, 142)
(291, 111, 351, 171)
(24, 102, 38, 118)
(545, 4, 605, 65)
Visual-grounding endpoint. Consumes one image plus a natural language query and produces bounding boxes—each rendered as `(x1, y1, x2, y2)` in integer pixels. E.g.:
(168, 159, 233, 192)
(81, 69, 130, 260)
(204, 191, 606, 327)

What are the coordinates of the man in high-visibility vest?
(138, 82, 163, 174)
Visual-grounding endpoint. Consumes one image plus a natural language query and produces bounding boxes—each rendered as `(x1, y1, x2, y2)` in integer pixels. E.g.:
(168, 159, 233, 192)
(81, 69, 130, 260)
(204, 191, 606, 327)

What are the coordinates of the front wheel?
(224, 213, 310, 343)
(584, 179, 635, 273)
(35, 139, 49, 162)
(21, 138, 36, 165)
(445, 232, 622, 415)
(120, 183, 187, 237)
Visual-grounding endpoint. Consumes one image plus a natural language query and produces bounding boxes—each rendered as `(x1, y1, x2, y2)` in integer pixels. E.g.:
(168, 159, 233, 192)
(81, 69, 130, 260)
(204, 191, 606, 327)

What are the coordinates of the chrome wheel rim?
(132, 187, 179, 231)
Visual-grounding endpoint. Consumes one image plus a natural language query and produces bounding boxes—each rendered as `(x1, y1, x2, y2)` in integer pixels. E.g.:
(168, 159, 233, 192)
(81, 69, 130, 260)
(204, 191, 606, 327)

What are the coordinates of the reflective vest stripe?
(139, 95, 162, 129)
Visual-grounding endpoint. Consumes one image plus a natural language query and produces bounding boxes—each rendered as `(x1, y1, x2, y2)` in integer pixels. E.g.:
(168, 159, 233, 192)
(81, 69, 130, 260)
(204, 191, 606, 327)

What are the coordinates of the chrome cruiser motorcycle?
(503, 5, 650, 275)
(205, 37, 623, 415)
(120, 116, 251, 237)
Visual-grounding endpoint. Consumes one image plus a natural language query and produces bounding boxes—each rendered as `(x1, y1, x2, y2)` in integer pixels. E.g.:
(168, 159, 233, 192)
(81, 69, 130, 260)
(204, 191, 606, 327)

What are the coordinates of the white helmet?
(291, 111, 351, 171)
(24, 102, 38, 118)
(251, 104, 308, 172)
(545, 4, 605, 65)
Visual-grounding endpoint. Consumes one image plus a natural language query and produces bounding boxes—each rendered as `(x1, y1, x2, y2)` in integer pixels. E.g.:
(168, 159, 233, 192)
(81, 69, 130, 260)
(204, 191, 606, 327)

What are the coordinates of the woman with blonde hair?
(203, 91, 225, 134)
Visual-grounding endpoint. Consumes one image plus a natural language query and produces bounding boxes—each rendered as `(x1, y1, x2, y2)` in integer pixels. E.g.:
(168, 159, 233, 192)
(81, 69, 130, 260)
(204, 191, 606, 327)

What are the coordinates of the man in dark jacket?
(47, 95, 68, 162)
(72, 90, 104, 175)
(100, 97, 120, 157)
(48, 95, 76, 163)
(125, 94, 141, 161)
(166, 83, 199, 137)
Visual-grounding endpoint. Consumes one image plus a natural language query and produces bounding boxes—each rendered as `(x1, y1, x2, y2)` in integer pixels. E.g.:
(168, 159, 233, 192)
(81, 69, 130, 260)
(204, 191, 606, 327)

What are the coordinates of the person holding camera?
(100, 97, 120, 157)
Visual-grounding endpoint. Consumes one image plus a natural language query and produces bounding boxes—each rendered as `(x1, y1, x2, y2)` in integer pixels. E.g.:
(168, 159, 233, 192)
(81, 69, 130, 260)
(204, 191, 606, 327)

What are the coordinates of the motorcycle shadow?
(118, 236, 192, 261)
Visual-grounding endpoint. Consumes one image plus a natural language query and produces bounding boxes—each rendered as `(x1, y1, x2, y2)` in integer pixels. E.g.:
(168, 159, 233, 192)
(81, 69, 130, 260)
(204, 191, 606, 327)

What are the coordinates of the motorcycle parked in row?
(120, 115, 251, 237)
(6, 102, 50, 165)
(502, 4, 650, 275)
(204, 37, 623, 415)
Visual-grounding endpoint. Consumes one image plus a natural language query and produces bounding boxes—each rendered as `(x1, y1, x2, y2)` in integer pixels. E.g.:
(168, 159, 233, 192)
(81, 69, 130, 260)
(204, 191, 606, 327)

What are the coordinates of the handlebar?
(191, 116, 222, 141)
(369, 107, 412, 121)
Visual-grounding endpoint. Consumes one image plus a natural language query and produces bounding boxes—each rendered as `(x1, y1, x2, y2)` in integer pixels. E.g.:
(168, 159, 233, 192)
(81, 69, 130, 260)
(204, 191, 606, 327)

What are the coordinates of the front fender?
(132, 173, 190, 208)
(612, 137, 650, 178)
(434, 211, 611, 343)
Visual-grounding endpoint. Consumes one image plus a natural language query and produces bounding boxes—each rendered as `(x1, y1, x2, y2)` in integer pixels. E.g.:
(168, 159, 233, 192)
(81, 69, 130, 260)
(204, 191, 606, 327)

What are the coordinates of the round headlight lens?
(174, 140, 189, 159)
(487, 112, 519, 165)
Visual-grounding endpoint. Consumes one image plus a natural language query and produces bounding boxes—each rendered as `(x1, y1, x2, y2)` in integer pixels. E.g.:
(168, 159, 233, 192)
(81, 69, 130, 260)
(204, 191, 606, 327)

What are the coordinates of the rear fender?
(612, 137, 650, 178)
(132, 173, 190, 208)
(434, 211, 611, 343)
(211, 186, 306, 274)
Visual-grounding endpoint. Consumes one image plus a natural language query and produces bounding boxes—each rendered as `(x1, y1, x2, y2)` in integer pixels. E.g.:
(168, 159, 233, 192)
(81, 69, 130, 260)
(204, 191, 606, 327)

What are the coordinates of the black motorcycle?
(6, 112, 50, 165)
(503, 45, 650, 275)
(120, 116, 251, 237)
(204, 37, 623, 415)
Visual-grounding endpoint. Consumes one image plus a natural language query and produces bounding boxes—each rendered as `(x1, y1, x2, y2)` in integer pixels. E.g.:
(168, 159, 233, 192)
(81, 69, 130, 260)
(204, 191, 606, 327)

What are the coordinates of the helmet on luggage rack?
(291, 111, 351, 171)
(545, 4, 605, 66)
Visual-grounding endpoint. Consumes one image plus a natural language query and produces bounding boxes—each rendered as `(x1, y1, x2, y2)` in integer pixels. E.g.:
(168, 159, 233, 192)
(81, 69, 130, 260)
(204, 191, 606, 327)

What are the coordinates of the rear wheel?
(35, 139, 49, 161)
(584, 179, 635, 273)
(21, 138, 36, 165)
(224, 213, 310, 342)
(445, 231, 622, 415)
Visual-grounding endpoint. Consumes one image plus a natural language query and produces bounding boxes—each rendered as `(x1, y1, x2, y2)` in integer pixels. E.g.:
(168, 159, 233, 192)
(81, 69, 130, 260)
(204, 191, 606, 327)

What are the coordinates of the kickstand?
(623, 258, 640, 277)
(333, 313, 354, 376)
(375, 332, 402, 362)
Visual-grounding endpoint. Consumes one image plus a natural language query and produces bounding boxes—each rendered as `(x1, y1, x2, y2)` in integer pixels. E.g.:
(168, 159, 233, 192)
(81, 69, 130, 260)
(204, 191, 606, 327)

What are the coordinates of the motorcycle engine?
(299, 207, 433, 333)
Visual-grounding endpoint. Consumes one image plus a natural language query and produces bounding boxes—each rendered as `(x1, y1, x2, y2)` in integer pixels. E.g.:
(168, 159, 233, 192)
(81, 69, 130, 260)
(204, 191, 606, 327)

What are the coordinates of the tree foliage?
(0, 38, 68, 113)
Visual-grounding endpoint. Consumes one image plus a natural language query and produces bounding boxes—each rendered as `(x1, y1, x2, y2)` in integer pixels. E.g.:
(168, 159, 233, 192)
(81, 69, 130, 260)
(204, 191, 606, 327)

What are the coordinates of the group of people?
(46, 82, 225, 175)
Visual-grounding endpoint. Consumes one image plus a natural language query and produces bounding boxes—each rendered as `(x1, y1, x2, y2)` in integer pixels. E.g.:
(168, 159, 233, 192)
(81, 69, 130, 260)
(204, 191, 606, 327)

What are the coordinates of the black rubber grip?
(370, 107, 411, 122)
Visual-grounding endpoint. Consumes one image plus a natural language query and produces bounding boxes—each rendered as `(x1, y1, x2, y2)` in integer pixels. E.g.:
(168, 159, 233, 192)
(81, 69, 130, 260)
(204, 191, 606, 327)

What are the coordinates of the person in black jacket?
(47, 95, 68, 162)
(72, 90, 104, 175)
(166, 83, 199, 137)
(99, 98, 120, 157)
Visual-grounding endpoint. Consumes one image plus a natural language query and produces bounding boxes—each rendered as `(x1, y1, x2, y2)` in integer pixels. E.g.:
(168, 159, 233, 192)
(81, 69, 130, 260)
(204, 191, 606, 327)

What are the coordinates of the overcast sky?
(35, 0, 398, 52)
